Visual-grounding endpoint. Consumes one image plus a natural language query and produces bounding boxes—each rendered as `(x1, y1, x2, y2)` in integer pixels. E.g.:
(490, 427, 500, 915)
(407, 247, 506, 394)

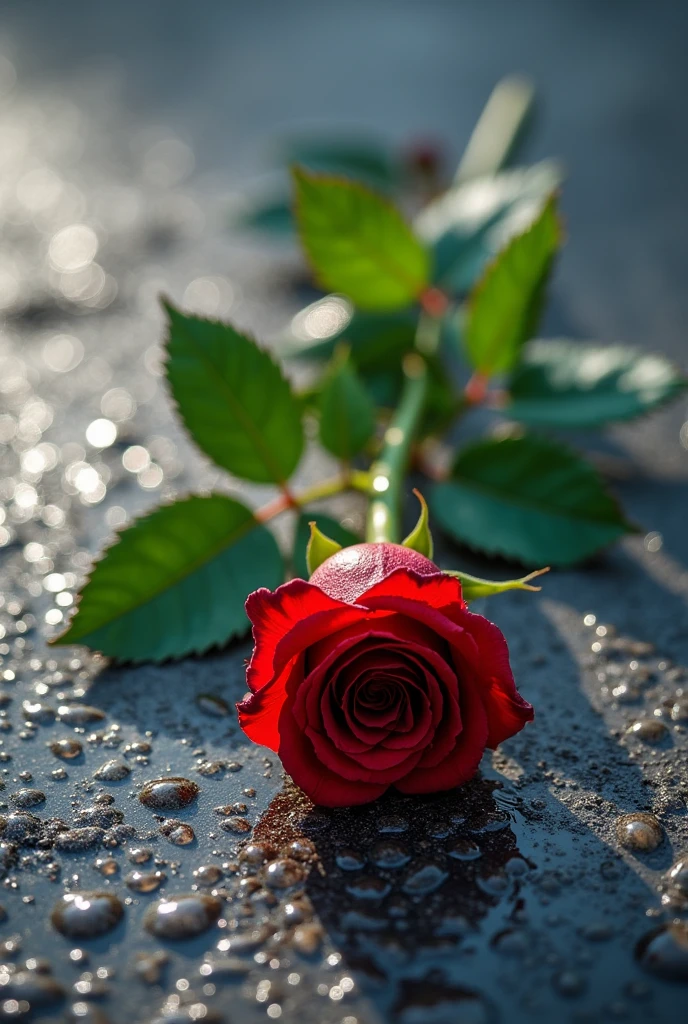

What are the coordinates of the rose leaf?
(51, 495, 283, 662)
(164, 300, 304, 485)
(293, 166, 430, 310)
(430, 434, 637, 567)
(463, 193, 561, 376)
(318, 352, 376, 460)
(507, 339, 688, 428)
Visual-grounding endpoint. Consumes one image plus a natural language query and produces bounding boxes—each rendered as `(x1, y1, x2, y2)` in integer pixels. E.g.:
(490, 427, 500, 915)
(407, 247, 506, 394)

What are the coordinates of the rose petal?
(278, 704, 389, 807)
(397, 674, 488, 794)
(245, 579, 362, 693)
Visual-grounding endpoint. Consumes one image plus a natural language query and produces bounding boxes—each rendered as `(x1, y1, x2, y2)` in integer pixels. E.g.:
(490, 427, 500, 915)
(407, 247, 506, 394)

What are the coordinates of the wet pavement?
(1, 2, 688, 1021)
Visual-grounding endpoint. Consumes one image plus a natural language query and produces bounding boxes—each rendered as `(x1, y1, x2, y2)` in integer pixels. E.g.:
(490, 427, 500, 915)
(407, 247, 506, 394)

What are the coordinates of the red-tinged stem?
(464, 372, 490, 406)
(420, 287, 449, 319)
(254, 471, 371, 526)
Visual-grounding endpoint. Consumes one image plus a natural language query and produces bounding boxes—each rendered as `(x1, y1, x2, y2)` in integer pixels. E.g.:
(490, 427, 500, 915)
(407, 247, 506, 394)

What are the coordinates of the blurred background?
(2, 0, 687, 353)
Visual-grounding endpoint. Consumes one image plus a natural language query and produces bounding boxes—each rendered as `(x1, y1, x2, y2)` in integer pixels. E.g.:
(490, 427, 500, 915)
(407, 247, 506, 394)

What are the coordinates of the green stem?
(366, 354, 429, 544)
(454, 75, 535, 183)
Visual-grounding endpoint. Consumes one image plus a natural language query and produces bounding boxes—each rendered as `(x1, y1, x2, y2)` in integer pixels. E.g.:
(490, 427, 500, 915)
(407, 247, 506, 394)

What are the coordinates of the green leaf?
(443, 567, 548, 602)
(164, 301, 303, 484)
(507, 339, 688, 428)
(430, 434, 636, 567)
(306, 522, 343, 576)
(293, 167, 430, 310)
(52, 496, 284, 662)
(294, 514, 359, 581)
(402, 489, 434, 559)
(318, 353, 376, 459)
(463, 193, 561, 375)
(416, 161, 563, 294)
(286, 295, 418, 368)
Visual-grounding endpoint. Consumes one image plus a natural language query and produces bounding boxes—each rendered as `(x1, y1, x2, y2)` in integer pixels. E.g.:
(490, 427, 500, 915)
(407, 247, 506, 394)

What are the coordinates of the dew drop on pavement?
(51, 892, 124, 939)
(94, 858, 118, 876)
(143, 894, 222, 940)
(635, 921, 688, 981)
(615, 812, 663, 852)
(193, 864, 223, 886)
(195, 692, 230, 717)
(10, 787, 46, 808)
(50, 738, 83, 759)
(0, 811, 42, 843)
(57, 704, 106, 726)
(345, 876, 391, 900)
(448, 838, 482, 861)
(370, 840, 411, 869)
(220, 816, 251, 834)
(126, 869, 166, 892)
(128, 847, 153, 864)
(402, 863, 449, 895)
(139, 776, 199, 810)
(667, 858, 688, 895)
(263, 858, 305, 889)
(54, 827, 106, 852)
(93, 759, 130, 782)
(336, 849, 366, 871)
(627, 719, 668, 742)
(159, 819, 195, 845)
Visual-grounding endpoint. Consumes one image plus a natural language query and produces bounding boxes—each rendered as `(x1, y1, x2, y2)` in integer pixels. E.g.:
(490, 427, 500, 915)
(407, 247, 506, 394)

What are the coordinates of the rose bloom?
(237, 543, 533, 807)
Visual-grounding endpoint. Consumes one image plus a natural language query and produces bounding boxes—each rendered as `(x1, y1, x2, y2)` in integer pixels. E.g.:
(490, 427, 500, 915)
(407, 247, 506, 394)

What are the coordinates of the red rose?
(237, 543, 533, 807)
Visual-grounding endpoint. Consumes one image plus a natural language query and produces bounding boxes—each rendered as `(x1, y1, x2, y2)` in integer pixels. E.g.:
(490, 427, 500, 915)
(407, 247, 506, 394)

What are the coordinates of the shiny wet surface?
(1, 1, 688, 1021)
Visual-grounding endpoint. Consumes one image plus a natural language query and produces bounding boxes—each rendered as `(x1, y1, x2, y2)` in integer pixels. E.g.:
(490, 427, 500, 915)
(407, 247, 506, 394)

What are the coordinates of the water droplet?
(283, 838, 316, 862)
(370, 840, 411, 869)
(0, 971, 65, 1006)
(195, 693, 230, 717)
(10, 788, 46, 808)
(128, 847, 153, 864)
(51, 892, 124, 938)
(402, 863, 448, 895)
(627, 719, 668, 742)
(50, 738, 83, 760)
(377, 815, 408, 834)
(616, 813, 663, 852)
(448, 838, 482, 861)
(139, 777, 199, 811)
(159, 819, 195, 846)
(345, 876, 391, 900)
(670, 699, 688, 722)
(553, 970, 587, 997)
(55, 827, 106, 852)
(0, 811, 42, 843)
(143, 894, 222, 940)
(264, 858, 305, 889)
(239, 843, 275, 866)
(220, 816, 251, 834)
(57, 704, 106, 726)
(193, 864, 223, 886)
(22, 700, 55, 723)
(335, 849, 366, 871)
(93, 760, 130, 782)
(94, 857, 118, 876)
(75, 806, 124, 829)
(126, 869, 166, 893)
(636, 921, 688, 981)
